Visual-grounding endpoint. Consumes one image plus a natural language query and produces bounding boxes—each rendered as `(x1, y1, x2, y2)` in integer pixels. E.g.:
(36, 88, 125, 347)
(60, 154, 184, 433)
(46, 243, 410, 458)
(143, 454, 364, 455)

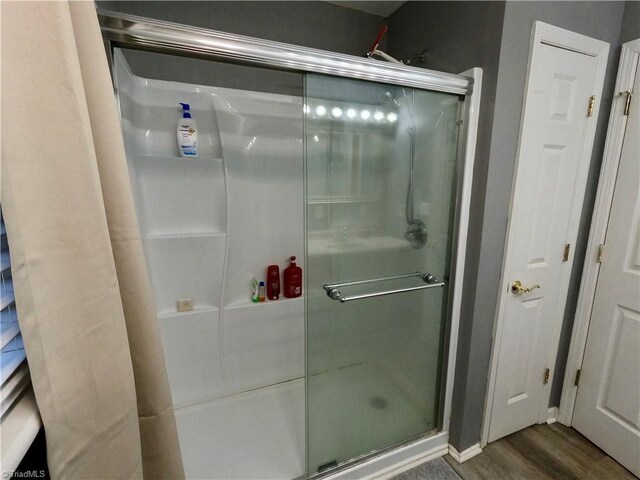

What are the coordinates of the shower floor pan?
(308, 362, 435, 474)
(174, 363, 433, 479)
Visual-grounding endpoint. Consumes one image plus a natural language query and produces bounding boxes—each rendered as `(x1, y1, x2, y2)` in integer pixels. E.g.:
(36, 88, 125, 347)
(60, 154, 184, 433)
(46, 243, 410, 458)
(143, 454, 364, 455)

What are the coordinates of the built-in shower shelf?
(307, 195, 380, 205)
(225, 296, 303, 310)
(145, 232, 227, 240)
(157, 306, 219, 320)
(308, 235, 411, 255)
(137, 154, 224, 163)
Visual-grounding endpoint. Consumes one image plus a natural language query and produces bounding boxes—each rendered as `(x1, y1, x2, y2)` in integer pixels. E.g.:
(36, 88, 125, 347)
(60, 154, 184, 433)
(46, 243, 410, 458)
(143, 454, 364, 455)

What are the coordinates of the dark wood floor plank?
(505, 426, 582, 479)
(444, 423, 636, 480)
(528, 424, 614, 479)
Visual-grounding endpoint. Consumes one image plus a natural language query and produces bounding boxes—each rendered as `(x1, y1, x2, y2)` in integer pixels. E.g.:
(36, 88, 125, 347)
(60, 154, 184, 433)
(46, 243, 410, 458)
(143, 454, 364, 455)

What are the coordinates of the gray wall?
(98, 1, 386, 94)
(391, 0, 631, 452)
(386, 0, 506, 452)
(470, 1, 626, 450)
(99, 1, 385, 55)
(620, 0, 640, 44)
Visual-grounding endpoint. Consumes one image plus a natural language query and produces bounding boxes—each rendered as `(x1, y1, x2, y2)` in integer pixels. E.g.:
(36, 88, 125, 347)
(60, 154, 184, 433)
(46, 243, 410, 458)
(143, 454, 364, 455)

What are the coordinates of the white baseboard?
(546, 407, 559, 424)
(448, 443, 482, 464)
(449, 443, 482, 463)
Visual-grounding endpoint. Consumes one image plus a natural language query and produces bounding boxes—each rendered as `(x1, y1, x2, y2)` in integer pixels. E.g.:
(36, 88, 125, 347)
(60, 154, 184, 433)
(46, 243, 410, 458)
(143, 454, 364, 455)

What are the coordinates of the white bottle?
(177, 102, 198, 157)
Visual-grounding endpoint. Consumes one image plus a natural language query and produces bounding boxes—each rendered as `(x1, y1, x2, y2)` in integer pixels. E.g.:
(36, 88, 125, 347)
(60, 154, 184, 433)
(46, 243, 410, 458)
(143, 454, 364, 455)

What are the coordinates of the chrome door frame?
(98, 10, 471, 95)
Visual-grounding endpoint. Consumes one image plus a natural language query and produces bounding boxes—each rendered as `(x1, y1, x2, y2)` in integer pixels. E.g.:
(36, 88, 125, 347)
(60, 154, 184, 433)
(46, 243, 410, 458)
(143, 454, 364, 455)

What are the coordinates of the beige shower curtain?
(1, 2, 185, 478)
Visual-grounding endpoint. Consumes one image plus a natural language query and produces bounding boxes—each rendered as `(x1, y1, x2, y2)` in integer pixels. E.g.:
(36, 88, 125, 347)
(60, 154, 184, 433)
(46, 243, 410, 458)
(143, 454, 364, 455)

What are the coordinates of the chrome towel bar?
(323, 272, 444, 303)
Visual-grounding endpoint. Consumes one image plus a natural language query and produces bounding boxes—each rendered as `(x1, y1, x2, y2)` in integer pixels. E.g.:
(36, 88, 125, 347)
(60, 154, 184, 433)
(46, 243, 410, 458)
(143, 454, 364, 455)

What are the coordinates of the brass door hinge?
(574, 369, 582, 387)
(597, 244, 605, 263)
(543, 368, 550, 385)
(563, 243, 571, 262)
(587, 95, 596, 117)
(619, 90, 633, 116)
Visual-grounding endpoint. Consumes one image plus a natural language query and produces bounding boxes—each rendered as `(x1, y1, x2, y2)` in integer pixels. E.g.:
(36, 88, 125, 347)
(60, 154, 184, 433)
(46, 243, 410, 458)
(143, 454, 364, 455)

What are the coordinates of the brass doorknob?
(511, 280, 540, 295)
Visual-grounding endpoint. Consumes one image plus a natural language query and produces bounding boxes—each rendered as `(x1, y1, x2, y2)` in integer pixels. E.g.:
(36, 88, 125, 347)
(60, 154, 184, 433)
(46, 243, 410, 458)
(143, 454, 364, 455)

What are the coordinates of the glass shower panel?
(305, 75, 461, 473)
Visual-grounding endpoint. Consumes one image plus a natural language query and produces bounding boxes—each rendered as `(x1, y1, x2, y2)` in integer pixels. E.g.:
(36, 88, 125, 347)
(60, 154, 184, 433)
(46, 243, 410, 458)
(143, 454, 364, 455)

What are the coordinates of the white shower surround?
(115, 50, 306, 477)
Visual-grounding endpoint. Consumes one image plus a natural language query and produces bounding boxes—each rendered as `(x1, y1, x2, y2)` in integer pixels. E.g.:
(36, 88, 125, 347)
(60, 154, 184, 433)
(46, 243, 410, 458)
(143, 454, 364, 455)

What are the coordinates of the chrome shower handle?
(323, 272, 444, 303)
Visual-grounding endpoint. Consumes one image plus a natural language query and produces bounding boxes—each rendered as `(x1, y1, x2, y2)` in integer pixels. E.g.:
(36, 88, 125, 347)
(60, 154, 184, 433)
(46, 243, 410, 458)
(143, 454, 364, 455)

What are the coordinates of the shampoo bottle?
(267, 265, 281, 300)
(251, 278, 259, 303)
(283, 256, 302, 298)
(177, 102, 198, 157)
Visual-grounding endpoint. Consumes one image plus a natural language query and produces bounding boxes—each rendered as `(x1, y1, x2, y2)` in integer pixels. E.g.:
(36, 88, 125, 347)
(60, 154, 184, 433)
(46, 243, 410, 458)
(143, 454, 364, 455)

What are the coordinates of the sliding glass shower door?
(305, 75, 462, 473)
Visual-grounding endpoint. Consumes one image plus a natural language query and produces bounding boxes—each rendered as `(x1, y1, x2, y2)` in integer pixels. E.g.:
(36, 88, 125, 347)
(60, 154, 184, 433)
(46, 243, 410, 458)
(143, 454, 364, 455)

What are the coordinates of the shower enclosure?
(102, 11, 480, 479)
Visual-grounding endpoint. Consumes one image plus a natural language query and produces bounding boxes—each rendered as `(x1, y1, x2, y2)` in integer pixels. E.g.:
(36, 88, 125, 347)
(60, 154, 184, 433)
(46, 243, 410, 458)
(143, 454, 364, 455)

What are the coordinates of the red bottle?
(283, 256, 302, 298)
(267, 265, 280, 300)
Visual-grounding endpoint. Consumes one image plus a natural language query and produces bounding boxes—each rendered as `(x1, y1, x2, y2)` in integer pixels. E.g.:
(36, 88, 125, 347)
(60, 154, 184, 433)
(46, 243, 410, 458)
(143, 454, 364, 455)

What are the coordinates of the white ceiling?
(325, 1, 406, 18)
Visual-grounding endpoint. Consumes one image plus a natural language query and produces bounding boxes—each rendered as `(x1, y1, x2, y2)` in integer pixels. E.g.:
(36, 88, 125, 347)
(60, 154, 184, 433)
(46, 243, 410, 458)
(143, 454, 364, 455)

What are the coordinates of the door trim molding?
(558, 38, 640, 427)
(442, 68, 483, 435)
(481, 21, 610, 446)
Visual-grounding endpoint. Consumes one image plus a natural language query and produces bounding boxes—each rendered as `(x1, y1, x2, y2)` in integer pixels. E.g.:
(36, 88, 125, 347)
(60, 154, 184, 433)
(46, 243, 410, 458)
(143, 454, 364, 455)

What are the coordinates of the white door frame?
(481, 22, 610, 446)
(558, 38, 640, 427)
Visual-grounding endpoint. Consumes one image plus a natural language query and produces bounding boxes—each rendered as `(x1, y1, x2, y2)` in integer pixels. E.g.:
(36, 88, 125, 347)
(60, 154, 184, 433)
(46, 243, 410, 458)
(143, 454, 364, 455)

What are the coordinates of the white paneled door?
(572, 55, 640, 477)
(485, 23, 609, 443)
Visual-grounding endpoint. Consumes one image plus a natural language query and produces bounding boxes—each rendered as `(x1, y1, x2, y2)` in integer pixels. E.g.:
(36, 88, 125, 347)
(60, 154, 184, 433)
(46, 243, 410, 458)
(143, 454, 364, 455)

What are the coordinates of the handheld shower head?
(377, 90, 393, 104)
(377, 90, 401, 109)
(378, 90, 427, 248)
